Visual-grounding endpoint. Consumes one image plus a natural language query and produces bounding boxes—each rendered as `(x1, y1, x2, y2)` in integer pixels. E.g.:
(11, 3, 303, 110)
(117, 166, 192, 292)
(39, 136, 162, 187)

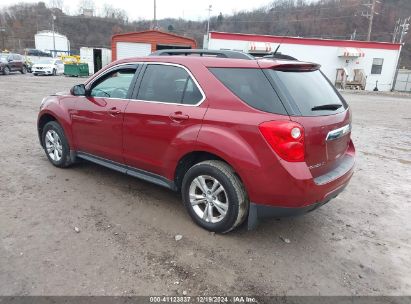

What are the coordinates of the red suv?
(37, 50, 355, 233)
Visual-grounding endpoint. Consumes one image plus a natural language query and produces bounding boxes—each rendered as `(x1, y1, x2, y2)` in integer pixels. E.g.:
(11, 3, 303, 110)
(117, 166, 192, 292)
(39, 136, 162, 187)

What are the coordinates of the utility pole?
(0, 28, 5, 51)
(399, 17, 410, 44)
(366, 0, 376, 41)
(391, 16, 410, 91)
(153, 0, 157, 30)
(206, 5, 212, 38)
(51, 15, 56, 57)
(362, 0, 378, 41)
(392, 18, 401, 43)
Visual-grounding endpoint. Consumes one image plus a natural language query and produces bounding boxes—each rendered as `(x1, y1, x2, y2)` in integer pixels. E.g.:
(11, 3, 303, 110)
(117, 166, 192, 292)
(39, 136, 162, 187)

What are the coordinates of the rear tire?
(181, 160, 248, 233)
(21, 66, 27, 74)
(41, 121, 74, 168)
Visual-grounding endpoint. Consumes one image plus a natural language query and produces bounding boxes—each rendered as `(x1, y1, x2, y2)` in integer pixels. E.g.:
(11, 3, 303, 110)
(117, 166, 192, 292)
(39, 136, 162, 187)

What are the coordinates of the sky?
(0, 0, 274, 21)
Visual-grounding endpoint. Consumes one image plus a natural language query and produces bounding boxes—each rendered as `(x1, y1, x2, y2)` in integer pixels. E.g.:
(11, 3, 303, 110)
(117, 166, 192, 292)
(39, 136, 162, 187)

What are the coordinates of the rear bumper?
(245, 140, 355, 229)
(242, 138, 355, 207)
(247, 182, 348, 229)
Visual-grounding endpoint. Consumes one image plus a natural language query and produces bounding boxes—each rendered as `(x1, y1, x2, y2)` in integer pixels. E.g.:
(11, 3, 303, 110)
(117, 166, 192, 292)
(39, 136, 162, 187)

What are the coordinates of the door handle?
(108, 107, 121, 116)
(169, 111, 189, 122)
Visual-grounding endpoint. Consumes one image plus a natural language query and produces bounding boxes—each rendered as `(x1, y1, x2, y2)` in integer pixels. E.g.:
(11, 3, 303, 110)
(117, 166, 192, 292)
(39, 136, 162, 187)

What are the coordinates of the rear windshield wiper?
(311, 104, 342, 111)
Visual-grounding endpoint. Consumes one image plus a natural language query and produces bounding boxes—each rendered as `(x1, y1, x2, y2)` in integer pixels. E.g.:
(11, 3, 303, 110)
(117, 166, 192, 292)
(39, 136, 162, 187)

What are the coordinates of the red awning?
(248, 42, 272, 52)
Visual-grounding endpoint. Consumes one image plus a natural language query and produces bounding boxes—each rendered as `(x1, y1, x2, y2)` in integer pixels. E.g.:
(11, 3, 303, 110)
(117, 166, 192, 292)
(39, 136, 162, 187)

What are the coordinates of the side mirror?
(70, 84, 87, 96)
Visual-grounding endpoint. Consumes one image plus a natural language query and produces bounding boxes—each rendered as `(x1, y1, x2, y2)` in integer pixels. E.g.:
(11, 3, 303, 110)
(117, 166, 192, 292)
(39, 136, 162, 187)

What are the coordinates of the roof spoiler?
(266, 62, 321, 72)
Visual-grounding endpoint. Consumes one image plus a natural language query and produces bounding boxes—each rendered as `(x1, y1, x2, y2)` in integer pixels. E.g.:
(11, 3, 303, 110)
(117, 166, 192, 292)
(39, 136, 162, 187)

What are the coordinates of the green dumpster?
(64, 63, 89, 77)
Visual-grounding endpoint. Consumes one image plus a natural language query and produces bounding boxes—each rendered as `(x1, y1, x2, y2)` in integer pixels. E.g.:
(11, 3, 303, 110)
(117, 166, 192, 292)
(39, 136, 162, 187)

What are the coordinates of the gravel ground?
(0, 73, 410, 296)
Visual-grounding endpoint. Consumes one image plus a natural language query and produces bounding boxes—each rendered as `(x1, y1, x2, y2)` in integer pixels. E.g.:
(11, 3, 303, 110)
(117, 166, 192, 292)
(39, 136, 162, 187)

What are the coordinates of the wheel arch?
(173, 150, 246, 193)
(37, 112, 73, 149)
(37, 113, 58, 147)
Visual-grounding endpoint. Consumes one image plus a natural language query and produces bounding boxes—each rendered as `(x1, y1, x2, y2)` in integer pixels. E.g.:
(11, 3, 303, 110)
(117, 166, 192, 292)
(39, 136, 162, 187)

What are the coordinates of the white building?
(35, 31, 70, 57)
(80, 47, 112, 74)
(205, 31, 402, 92)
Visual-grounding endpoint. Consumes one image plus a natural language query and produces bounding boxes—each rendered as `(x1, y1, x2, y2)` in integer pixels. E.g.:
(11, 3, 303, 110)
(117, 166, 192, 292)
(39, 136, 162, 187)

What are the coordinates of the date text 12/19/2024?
(149, 296, 257, 303)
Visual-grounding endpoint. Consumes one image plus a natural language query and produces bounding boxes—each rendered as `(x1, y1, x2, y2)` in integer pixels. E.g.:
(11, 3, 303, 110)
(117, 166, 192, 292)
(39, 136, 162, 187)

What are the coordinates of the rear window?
(267, 70, 347, 116)
(209, 68, 287, 115)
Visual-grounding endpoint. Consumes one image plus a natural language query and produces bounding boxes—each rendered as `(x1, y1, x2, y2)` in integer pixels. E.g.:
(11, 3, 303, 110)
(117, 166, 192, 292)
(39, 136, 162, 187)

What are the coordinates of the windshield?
(0, 53, 8, 61)
(37, 58, 54, 64)
(267, 69, 347, 116)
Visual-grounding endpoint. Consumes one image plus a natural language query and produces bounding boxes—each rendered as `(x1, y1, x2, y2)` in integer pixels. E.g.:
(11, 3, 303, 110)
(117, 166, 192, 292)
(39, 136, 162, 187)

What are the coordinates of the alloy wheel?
(45, 130, 63, 162)
(189, 175, 229, 223)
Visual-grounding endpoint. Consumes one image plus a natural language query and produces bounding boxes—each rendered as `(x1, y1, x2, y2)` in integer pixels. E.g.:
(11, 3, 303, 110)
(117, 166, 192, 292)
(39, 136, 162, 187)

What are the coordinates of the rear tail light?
(259, 121, 305, 162)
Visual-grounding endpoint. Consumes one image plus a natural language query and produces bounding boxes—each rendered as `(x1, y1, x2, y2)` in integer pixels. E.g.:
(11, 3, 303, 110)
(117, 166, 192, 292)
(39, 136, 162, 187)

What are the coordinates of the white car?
(32, 58, 64, 76)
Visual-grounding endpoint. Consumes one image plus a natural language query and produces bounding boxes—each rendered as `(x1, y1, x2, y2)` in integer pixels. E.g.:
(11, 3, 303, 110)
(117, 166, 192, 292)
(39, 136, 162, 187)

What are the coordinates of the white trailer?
(35, 31, 70, 57)
(80, 47, 112, 74)
(205, 31, 402, 92)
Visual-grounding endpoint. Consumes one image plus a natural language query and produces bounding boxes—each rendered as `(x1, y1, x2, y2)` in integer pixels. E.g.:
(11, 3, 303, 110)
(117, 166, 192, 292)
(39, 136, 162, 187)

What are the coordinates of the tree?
(168, 24, 174, 32)
(48, 0, 63, 10)
(79, 0, 94, 15)
(102, 4, 127, 22)
(79, 0, 94, 10)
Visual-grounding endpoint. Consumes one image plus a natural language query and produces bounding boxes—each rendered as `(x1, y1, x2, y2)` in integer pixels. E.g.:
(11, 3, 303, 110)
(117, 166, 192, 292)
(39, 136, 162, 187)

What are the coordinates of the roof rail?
(150, 49, 254, 60)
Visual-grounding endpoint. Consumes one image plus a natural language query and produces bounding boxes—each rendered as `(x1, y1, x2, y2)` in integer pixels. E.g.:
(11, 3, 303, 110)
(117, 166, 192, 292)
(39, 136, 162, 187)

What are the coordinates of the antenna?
(273, 30, 289, 56)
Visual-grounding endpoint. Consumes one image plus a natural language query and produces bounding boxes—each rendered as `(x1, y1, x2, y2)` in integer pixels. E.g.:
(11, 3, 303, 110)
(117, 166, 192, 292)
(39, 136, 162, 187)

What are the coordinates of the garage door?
(116, 42, 152, 59)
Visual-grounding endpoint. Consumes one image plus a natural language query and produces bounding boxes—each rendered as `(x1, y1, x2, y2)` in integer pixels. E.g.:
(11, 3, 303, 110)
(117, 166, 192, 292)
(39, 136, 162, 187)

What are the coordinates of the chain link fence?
(394, 69, 411, 92)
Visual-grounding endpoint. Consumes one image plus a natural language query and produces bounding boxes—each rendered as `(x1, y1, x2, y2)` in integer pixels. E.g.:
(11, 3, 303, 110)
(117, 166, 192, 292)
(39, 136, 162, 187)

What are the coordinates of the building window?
(371, 58, 384, 75)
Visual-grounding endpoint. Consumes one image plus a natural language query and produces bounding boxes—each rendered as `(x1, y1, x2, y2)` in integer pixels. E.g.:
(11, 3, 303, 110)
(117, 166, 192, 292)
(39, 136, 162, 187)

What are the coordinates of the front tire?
(3, 66, 10, 75)
(21, 66, 27, 74)
(182, 160, 248, 233)
(52, 68, 57, 76)
(41, 121, 73, 168)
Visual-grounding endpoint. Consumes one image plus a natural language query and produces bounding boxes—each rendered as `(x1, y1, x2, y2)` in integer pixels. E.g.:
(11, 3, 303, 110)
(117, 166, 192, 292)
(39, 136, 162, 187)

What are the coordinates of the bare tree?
(48, 0, 64, 10)
(78, 0, 95, 16)
(101, 3, 127, 22)
(79, 0, 95, 10)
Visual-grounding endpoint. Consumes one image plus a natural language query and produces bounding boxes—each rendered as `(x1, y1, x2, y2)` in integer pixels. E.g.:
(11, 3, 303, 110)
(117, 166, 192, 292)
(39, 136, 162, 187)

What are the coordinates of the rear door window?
(267, 69, 347, 116)
(137, 64, 203, 105)
(209, 68, 287, 115)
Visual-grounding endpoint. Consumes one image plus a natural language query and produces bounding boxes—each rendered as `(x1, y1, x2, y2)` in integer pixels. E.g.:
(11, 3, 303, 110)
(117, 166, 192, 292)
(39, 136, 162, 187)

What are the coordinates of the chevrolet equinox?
(37, 50, 355, 233)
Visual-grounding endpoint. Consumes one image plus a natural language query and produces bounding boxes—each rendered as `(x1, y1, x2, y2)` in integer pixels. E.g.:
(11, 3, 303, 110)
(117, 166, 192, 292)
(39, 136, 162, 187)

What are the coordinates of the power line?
(215, 15, 357, 24)
(266, 3, 362, 14)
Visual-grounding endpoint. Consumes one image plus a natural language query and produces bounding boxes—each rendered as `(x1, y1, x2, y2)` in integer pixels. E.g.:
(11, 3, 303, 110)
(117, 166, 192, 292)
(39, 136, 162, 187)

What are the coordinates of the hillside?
(0, 0, 410, 67)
